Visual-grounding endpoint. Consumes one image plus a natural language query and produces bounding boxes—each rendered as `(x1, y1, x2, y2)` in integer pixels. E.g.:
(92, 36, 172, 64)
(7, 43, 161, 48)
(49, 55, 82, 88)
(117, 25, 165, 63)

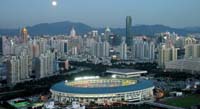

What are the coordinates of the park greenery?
(164, 95, 200, 108)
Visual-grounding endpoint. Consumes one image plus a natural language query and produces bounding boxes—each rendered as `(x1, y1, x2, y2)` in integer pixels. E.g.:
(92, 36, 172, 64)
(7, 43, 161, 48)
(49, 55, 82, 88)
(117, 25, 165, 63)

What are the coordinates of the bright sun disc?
(52, 1, 57, 6)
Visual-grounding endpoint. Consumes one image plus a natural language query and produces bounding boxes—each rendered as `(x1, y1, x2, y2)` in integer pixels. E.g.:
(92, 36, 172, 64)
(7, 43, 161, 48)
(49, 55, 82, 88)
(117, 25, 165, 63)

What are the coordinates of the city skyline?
(0, 0, 200, 28)
(1, 1, 200, 109)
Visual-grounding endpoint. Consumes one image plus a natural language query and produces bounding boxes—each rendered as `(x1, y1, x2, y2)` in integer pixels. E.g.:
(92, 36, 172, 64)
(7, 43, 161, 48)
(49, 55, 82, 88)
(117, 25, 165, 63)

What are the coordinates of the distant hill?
(0, 21, 199, 36)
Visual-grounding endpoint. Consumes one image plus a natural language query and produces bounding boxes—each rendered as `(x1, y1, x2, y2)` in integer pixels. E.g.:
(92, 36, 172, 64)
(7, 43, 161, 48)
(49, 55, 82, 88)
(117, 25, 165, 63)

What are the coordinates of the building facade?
(7, 52, 30, 84)
(165, 58, 200, 74)
(158, 45, 178, 68)
(120, 38, 127, 60)
(132, 37, 155, 62)
(185, 44, 200, 59)
(126, 16, 132, 46)
(50, 79, 154, 104)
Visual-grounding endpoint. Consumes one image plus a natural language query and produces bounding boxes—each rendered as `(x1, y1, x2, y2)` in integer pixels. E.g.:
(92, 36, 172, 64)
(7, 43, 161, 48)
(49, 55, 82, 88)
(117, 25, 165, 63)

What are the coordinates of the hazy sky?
(0, 0, 200, 28)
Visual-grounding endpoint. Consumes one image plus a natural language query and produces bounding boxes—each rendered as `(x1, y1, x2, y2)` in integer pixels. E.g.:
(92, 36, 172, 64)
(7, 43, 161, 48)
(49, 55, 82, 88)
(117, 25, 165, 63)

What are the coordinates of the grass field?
(12, 101, 31, 108)
(164, 95, 200, 108)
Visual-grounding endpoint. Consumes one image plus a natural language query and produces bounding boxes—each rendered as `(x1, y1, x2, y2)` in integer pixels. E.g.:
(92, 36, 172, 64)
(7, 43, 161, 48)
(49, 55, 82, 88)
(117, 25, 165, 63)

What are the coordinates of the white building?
(92, 38, 110, 58)
(106, 68, 147, 78)
(70, 27, 77, 38)
(35, 50, 55, 78)
(72, 46, 78, 56)
(91, 30, 98, 37)
(165, 58, 200, 74)
(102, 41, 110, 57)
(184, 44, 200, 59)
(7, 52, 30, 84)
(120, 37, 127, 60)
(132, 37, 155, 62)
(104, 27, 111, 41)
(50, 78, 154, 105)
(95, 40, 102, 57)
(158, 44, 178, 68)
(184, 36, 196, 46)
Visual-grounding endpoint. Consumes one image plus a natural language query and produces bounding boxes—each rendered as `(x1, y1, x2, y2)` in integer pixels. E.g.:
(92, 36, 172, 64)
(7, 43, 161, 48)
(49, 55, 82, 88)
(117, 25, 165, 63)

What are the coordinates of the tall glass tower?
(126, 16, 132, 46)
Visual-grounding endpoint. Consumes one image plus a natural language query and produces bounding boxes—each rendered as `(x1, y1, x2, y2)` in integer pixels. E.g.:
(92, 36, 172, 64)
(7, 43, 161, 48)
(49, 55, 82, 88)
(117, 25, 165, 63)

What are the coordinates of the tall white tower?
(70, 27, 76, 38)
(102, 41, 110, 57)
(120, 37, 127, 60)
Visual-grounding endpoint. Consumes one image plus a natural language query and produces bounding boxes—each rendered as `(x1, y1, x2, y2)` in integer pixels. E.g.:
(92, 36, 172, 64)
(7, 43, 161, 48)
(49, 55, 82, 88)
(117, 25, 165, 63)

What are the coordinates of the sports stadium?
(50, 76, 154, 104)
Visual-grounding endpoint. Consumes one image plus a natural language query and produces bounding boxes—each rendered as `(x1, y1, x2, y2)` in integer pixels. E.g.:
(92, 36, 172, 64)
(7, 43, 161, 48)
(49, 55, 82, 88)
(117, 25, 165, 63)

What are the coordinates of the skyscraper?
(70, 27, 77, 39)
(104, 27, 111, 41)
(120, 37, 127, 60)
(21, 27, 29, 43)
(126, 16, 132, 46)
(63, 40, 68, 53)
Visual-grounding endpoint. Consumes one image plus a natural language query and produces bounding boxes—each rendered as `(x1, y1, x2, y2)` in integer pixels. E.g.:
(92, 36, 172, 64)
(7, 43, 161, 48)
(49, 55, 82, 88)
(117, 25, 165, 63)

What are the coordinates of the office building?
(21, 27, 29, 43)
(104, 27, 111, 41)
(70, 27, 77, 39)
(126, 16, 132, 46)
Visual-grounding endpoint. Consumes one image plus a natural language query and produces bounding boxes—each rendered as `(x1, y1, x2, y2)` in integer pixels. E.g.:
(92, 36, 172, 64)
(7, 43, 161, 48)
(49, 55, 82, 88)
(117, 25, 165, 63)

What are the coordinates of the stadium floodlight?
(112, 75, 117, 78)
(75, 76, 100, 81)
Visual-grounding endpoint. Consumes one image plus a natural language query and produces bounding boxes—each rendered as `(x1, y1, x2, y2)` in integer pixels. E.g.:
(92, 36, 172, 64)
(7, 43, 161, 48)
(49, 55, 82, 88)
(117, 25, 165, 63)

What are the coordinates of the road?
(145, 102, 185, 109)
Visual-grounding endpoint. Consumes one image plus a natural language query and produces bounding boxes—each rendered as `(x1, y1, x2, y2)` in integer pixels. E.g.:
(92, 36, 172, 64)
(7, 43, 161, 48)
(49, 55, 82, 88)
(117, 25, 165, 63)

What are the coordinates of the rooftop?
(50, 79, 154, 94)
(106, 68, 147, 75)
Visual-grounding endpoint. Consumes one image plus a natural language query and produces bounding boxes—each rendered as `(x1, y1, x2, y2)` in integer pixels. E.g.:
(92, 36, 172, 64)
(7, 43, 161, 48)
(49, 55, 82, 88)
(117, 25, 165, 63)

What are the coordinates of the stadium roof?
(50, 79, 154, 94)
(106, 68, 147, 75)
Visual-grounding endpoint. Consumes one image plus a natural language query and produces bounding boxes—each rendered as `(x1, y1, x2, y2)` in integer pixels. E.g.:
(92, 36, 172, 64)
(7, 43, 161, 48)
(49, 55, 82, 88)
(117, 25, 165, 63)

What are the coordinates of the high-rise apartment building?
(35, 50, 55, 78)
(120, 37, 127, 60)
(158, 45, 178, 68)
(185, 44, 200, 59)
(102, 41, 110, 57)
(184, 37, 196, 46)
(132, 37, 155, 62)
(7, 51, 30, 84)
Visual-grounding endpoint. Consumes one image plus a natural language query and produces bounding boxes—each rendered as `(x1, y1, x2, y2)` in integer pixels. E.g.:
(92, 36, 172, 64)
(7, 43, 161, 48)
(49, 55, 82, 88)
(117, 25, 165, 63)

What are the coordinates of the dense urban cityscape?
(0, 0, 200, 109)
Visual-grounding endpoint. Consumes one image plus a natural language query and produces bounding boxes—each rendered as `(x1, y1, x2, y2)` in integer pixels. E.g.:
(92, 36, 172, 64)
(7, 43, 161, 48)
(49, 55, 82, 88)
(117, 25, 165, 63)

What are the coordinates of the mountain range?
(0, 21, 200, 37)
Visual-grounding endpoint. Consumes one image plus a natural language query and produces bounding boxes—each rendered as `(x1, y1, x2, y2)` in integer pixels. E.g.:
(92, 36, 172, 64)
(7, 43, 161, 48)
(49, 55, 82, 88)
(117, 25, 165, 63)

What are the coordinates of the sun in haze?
(52, 0, 57, 6)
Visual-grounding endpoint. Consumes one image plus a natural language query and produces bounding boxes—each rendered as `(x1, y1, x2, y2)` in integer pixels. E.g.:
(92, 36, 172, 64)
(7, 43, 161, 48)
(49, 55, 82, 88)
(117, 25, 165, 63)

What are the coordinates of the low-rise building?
(106, 68, 147, 78)
(165, 58, 200, 74)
